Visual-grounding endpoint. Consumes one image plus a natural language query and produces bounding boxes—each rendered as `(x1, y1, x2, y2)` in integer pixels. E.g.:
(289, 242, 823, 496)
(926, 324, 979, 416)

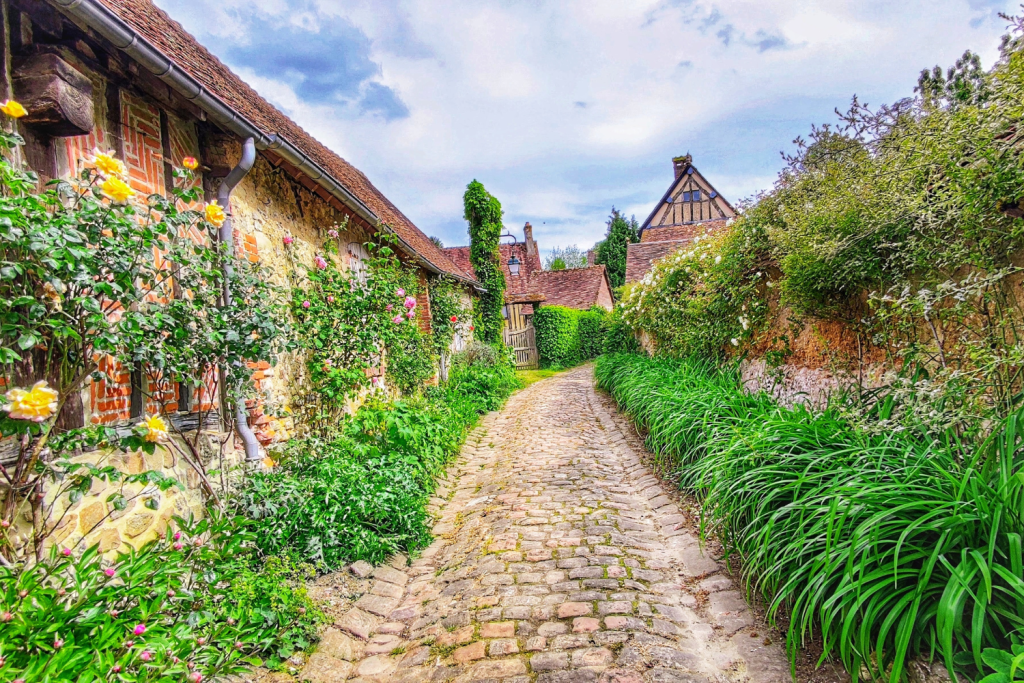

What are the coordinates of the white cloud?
(156, 0, 1018, 250)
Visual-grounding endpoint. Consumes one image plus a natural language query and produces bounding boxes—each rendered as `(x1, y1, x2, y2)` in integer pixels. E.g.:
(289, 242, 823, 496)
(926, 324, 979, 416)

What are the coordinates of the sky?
(153, 0, 1018, 256)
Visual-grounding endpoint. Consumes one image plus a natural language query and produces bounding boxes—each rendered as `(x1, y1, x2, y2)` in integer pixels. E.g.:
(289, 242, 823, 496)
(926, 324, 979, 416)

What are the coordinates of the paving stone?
(488, 638, 520, 656)
(354, 594, 400, 618)
(321, 366, 790, 683)
(336, 608, 377, 640)
(532, 651, 570, 671)
(299, 652, 352, 682)
(453, 640, 487, 663)
(349, 561, 374, 578)
(557, 602, 592, 618)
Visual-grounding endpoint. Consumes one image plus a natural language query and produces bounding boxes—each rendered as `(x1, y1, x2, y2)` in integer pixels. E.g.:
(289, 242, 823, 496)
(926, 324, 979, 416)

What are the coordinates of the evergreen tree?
(463, 180, 506, 344)
(594, 208, 639, 290)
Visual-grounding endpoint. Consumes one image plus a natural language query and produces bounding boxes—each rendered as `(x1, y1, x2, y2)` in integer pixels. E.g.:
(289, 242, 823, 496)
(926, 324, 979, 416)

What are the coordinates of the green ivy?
(463, 181, 505, 344)
(427, 274, 470, 357)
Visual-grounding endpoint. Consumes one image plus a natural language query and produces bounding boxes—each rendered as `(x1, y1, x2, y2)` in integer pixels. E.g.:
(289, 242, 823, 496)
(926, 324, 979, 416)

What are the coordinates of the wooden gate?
(503, 325, 538, 370)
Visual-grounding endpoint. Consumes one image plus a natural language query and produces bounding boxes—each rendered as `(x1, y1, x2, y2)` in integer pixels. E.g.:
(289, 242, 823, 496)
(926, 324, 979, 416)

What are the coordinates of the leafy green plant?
(596, 352, 1024, 683)
(237, 357, 517, 568)
(533, 306, 607, 367)
(594, 208, 639, 290)
(289, 230, 434, 426)
(0, 117, 289, 559)
(0, 510, 322, 681)
(463, 181, 505, 344)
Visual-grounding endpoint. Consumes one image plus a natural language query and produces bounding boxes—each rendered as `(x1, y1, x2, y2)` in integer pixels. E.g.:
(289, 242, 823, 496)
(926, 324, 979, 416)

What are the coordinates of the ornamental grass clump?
(596, 353, 1024, 682)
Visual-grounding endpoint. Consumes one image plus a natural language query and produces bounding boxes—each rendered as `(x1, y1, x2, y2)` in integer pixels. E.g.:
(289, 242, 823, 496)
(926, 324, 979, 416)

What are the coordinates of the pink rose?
(53, 638, 63, 649)
(302, 301, 311, 309)
(406, 310, 415, 319)
(104, 567, 116, 577)
(125, 640, 134, 648)
(386, 304, 393, 312)
(173, 542, 183, 551)
(173, 531, 181, 541)
(327, 229, 339, 239)
(61, 547, 71, 556)
(392, 315, 404, 324)
(112, 665, 122, 673)
(140, 650, 152, 661)
(404, 296, 417, 309)
(396, 288, 405, 297)
(315, 256, 328, 270)
(0, 611, 13, 622)
(190, 673, 203, 683)
(133, 624, 146, 636)
(327, 295, 335, 303)
(283, 235, 294, 245)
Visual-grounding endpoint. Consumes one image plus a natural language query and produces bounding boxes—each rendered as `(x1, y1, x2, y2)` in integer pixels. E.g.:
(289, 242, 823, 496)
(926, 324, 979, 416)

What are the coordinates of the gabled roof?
(626, 241, 687, 284)
(639, 156, 736, 238)
(443, 243, 540, 294)
(529, 266, 613, 310)
(640, 219, 729, 243)
(62, 0, 475, 286)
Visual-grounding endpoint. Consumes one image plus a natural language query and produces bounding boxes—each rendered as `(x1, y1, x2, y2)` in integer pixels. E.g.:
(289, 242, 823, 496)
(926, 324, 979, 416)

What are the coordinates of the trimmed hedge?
(534, 305, 607, 367)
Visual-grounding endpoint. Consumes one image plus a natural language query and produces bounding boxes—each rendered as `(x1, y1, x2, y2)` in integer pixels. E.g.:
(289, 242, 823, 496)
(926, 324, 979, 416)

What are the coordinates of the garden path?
(299, 365, 791, 683)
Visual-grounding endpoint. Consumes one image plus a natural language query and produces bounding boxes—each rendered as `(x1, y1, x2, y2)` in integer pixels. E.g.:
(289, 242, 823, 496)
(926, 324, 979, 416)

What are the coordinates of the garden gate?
(503, 325, 538, 370)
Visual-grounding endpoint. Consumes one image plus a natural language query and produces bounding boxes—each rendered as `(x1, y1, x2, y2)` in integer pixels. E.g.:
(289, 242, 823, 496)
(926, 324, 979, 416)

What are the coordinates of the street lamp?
(500, 232, 521, 276)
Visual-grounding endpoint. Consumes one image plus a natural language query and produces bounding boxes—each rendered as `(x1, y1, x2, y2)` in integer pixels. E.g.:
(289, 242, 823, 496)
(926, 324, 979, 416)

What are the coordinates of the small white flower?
(715, 255, 722, 264)
(731, 338, 739, 346)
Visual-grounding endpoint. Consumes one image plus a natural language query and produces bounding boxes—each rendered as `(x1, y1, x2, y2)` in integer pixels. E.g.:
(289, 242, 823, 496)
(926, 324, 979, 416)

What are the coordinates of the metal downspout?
(216, 138, 261, 462)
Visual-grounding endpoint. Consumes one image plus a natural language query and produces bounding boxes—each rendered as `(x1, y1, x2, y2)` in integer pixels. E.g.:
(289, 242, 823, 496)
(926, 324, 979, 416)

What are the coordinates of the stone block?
(336, 607, 377, 640)
(318, 628, 360, 661)
(349, 560, 374, 578)
(531, 651, 569, 671)
(471, 658, 528, 679)
(298, 652, 351, 682)
(480, 621, 515, 638)
(124, 512, 154, 538)
(489, 638, 520, 656)
(453, 640, 486, 663)
(557, 602, 591, 618)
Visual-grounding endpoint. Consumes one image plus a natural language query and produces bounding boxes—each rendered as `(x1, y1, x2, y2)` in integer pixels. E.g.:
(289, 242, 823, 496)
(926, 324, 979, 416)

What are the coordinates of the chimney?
(524, 222, 537, 259)
(672, 154, 692, 179)
(586, 249, 595, 266)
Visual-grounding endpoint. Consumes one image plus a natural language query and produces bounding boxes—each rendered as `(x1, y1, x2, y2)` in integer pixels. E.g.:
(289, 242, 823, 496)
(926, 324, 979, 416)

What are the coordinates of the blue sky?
(154, 0, 1017, 256)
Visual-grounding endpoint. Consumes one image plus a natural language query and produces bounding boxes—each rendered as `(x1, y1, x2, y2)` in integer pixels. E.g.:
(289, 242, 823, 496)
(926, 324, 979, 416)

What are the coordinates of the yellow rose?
(101, 176, 135, 203)
(4, 381, 59, 422)
(0, 100, 27, 118)
(143, 414, 168, 443)
(182, 156, 199, 170)
(204, 201, 226, 227)
(90, 149, 126, 178)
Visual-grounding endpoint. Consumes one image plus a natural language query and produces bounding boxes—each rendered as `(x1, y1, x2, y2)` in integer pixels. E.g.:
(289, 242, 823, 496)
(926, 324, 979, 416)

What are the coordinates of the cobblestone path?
(300, 366, 792, 683)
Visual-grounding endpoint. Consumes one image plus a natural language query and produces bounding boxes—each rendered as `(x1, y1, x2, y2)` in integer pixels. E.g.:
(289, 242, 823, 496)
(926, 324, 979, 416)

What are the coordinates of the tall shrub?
(534, 306, 606, 367)
(463, 181, 505, 344)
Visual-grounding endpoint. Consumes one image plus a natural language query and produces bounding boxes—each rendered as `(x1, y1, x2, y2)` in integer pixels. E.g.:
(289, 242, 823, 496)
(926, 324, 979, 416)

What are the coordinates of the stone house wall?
(0, 0, 471, 555)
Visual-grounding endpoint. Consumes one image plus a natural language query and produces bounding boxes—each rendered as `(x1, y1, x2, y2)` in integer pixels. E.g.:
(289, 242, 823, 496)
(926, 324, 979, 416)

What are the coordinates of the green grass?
(517, 367, 564, 387)
(596, 353, 1024, 682)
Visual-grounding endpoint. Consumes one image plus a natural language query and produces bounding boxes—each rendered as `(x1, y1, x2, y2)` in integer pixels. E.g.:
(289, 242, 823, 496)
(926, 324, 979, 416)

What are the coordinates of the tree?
(463, 180, 505, 344)
(429, 235, 444, 248)
(594, 208, 639, 289)
(544, 245, 588, 271)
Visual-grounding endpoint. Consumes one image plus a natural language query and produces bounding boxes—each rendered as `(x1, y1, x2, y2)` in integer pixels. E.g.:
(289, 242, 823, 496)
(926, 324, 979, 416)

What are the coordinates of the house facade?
(3, 0, 479, 551)
(625, 154, 735, 283)
(445, 221, 614, 330)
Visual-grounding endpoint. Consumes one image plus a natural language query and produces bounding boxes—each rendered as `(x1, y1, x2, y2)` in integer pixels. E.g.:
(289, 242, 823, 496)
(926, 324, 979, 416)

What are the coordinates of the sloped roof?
(640, 157, 735, 238)
(88, 0, 471, 283)
(640, 220, 729, 243)
(626, 241, 688, 284)
(530, 266, 612, 310)
(443, 243, 538, 294)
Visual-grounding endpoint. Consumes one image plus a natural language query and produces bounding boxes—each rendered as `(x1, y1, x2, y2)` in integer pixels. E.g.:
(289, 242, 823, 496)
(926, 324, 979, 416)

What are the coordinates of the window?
(692, 190, 701, 201)
(682, 192, 691, 202)
(347, 242, 369, 284)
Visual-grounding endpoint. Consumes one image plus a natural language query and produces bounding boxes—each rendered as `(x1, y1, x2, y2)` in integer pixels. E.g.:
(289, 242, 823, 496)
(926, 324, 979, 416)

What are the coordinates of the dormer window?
(692, 190, 701, 201)
(682, 192, 691, 202)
